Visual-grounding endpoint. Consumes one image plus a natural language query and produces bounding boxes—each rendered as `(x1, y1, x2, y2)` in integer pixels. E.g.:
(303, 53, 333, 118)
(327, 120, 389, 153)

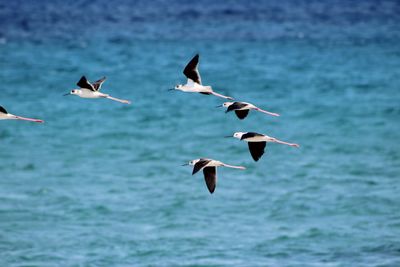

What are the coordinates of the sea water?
(0, 1, 399, 266)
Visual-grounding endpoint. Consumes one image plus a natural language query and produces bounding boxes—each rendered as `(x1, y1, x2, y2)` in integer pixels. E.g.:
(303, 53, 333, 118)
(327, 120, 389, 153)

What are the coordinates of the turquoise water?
(1, 1, 400, 266)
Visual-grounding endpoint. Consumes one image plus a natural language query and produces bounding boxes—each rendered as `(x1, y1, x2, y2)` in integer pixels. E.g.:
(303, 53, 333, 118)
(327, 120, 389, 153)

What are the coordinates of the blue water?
(1, 1, 400, 266)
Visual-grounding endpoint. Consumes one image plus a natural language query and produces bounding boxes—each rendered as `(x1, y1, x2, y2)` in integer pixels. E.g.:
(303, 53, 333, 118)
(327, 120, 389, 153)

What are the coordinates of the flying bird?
(0, 106, 43, 123)
(64, 76, 131, 104)
(171, 54, 234, 100)
(226, 132, 299, 161)
(218, 101, 279, 119)
(183, 158, 245, 194)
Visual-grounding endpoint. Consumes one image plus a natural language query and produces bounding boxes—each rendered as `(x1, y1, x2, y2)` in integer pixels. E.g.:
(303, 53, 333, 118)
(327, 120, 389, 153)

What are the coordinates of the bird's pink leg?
(255, 108, 280, 117)
(15, 116, 44, 123)
(210, 91, 234, 100)
(274, 139, 299, 147)
(106, 95, 131, 104)
(222, 164, 246, 170)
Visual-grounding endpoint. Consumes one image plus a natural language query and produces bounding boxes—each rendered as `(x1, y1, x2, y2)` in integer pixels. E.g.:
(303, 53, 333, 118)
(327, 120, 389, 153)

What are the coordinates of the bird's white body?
(233, 132, 275, 142)
(176, 80, 212, 93)
(190, 159, 222, 167)
(174, 80, 233, 99)
(178, 84, 213, 93)
(71, 89, 108, 99)
(0, 113, 17, 120)
(223, 101, 256, 110)
(188, 158, 245, 169)
(244, 135, 274, 142)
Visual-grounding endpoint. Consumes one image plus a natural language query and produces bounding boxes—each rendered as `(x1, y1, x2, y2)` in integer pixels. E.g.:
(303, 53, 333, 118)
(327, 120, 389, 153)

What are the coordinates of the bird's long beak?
(181, 163, 189, 166)
(63, 93, 71, 96)
(167, 88, 175, 91)
(224, 135, 233, 138)
(216, 105, 223, 108)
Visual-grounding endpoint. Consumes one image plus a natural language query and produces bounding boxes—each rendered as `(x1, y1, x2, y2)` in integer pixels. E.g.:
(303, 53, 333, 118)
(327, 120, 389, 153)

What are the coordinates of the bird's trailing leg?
(255, 107, 280, 117)
(210, 91, 234, 100)
(273, 139, 300, 147)
(14, 115, 44, 123)
(105, 95, 131, 104)
(222, 164, 246, 170)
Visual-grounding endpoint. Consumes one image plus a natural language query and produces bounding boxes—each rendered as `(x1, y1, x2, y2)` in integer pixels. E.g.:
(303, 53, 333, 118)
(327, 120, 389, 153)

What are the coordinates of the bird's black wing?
(203, 166, 217, 194)
(241, 132, 264, 140)
(248, 142, 266, 161)
(234, 110, 249, 119)
(76, 76, 95, 91)
(192, 158, 211, 175)
(0, 106, 8, 114)
(226, 102, 247, 112)
(183, 54, 202, 84)
(92, 77, 106, 91)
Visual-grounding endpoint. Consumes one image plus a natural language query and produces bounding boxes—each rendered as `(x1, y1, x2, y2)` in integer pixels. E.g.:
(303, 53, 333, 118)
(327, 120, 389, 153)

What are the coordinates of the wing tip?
(77, 75, 88, 85)
(0, 106, 8, 114)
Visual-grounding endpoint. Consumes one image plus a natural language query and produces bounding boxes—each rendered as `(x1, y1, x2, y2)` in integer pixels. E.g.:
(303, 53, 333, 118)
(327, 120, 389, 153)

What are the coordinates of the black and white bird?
(218, 101, 279, 119)
(226, 132, 300, 161)
(0, 105, 43, 123)
(183, 158, 245, 194)
(171, 54, 234, 100)
(64, 76, 131, 104)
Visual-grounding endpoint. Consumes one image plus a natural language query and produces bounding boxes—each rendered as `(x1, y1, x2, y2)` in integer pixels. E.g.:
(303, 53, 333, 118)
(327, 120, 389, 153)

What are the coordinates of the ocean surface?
(1, 0, 400, 266)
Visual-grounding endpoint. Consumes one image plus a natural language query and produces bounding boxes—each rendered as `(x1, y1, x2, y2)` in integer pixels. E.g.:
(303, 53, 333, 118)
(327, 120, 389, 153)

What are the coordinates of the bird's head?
(70, 89, 82, 95)
(182, 159, 200, 166)
(224, 132, 245, 139)
(233, 132, 246, 139)
(216, 102, 234, 108)
(64, 89, 81, 96)
(222, 102, 234, 107)
(168, 85, 182, 91)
